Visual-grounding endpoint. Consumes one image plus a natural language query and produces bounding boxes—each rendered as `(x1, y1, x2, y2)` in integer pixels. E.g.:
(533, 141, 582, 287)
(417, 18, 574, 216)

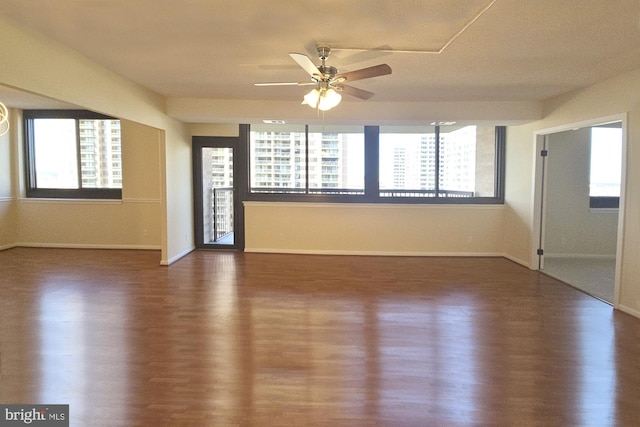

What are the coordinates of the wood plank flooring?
(1, 248, 639, 426)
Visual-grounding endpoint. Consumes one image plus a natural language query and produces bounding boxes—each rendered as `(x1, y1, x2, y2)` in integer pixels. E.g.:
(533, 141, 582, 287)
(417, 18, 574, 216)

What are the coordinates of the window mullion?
(24, 118, 37, 191)
(434, 125, 440, 197)
(364, 125, 379, 201)
(495, 126, 506, 200)
(304, 125, 309, 194)
(75, 119, 83, 190)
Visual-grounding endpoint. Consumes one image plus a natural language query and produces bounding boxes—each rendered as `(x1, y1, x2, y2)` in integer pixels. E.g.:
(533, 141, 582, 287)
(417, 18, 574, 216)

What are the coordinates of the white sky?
(33, 119, 78, 188)
(590, 127, 622, 192)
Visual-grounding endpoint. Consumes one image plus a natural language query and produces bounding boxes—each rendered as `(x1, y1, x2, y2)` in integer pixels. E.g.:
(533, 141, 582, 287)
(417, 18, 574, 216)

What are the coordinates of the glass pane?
(308, 125, 364, 195)
(250, 125, 365, 195)
(590, 125, 622, 197)
(466, 125, 496, 198)
(379, 125, 496, 198)
(78, 119, 122, 188)
(250, 126, 306, 193)
(440, 125, 480, 197)
(202, 147, 234, 245)
(33, 119, 79, 189)
(32, 118, 123, 190)
(379, 126, 437, 197)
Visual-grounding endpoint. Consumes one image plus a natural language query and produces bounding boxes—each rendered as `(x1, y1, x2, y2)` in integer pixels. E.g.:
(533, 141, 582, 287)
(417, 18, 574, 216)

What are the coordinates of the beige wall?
(0, 15, 192, 264)
(245, 202, 505, 256)
(14, 119, 163, 249)
(544, 128, 618, 257)
(0, 110, 17, 249)
(504, 68, 640, 316)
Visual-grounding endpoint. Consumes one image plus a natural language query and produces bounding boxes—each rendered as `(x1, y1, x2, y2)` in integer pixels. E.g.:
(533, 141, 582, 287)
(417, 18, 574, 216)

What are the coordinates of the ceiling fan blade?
(335, 64, 392, 83)
(254, 82, 316, 86)
(335, 84, 375, 100)
(289, 52, 322, 79)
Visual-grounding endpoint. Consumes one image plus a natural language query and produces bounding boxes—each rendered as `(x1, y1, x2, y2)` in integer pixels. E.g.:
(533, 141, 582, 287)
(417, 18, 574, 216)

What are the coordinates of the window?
(24, 110, 122, 199)
(589, 123, 622, 209)
(379, 125, 497, 199)
(247, 124, 505, 203)
(249, 124, 365, 195)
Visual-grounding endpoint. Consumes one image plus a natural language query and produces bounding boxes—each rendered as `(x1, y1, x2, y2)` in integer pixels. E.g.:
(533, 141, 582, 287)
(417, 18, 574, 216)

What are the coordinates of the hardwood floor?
(1, 248, 639, 426)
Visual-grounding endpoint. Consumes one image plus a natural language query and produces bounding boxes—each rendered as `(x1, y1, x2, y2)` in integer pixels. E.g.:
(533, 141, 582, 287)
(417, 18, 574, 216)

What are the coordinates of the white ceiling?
(1, 0, 640, 122)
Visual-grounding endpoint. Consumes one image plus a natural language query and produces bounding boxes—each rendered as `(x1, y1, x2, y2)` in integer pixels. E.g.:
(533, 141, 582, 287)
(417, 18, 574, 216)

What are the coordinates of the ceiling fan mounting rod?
(315, 45, 337, 82)
(317, 45, 331, 62)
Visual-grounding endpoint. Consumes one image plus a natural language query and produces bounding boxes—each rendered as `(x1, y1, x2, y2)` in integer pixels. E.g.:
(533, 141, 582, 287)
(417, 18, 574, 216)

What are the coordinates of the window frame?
(588, 123, 622, 210)
(244, 124, 506, 204)
(249, 124, 366, 197)
(23, 109, 122, 200)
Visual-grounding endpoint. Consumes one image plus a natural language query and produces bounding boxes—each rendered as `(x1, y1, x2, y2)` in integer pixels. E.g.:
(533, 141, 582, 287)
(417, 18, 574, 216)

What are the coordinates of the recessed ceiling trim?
(331, 0, 497, 55)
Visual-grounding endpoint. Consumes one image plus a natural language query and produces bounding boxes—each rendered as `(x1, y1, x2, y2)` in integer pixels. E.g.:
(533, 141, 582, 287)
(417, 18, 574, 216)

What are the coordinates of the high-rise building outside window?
(380, 125, 494, 198)
(250, 125, 365, 195)
(248, 124, 504, 204)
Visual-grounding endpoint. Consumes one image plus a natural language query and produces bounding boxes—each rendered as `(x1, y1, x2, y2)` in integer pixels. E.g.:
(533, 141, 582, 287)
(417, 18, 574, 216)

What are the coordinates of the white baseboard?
(0, 243, 17, 251)
(502, 253, 532, 268)
(161, 246, 195, 266)
(15, 242, 161, 251)
(244, 247, 505, 258)
(544, 253, 616, 260)
(617, 304, 640, 320)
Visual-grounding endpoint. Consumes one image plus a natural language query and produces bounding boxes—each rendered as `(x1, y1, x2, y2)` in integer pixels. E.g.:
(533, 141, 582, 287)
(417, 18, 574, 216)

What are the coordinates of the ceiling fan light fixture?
(302, 87, 341, 111)
(256, 46, 391, 109)
(320, 88, 342, 111)
(302, 88, 320, 106)
(0, 101, 9, 137)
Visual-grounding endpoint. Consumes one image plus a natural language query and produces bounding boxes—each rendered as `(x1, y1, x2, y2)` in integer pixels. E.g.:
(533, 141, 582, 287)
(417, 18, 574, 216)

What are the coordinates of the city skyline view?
(247, 126, 486, 197)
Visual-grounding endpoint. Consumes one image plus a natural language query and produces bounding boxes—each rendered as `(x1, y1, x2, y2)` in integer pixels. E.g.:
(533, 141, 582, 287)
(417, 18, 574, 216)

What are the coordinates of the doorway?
(536, 119, 624, 304)
(193, 136, 245, 250)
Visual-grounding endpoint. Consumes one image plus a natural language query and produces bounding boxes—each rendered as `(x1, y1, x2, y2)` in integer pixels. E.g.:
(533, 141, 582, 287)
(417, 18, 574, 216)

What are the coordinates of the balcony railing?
(379, 189, 474, 198)
(249, 187, 473, 198)
(251, 187, 364, 195)
(211, 187, 234, 242)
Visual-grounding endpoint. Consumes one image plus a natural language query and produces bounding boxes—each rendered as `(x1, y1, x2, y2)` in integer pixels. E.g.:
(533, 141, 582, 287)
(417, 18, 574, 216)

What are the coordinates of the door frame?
(531, 113, 627, 307)
(192, 134, 246, 250)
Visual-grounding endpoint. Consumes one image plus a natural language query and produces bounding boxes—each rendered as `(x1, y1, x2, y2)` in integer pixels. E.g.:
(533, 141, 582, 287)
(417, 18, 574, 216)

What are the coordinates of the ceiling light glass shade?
(302, 89, 320, 107)
(302, 88, 342, 111)
(319, 88, 341, 111)
(0, 101, 9, 137)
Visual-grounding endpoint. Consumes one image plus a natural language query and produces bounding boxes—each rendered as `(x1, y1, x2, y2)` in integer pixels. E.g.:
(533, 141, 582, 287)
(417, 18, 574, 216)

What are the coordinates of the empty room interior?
(1, 1, 640, 426)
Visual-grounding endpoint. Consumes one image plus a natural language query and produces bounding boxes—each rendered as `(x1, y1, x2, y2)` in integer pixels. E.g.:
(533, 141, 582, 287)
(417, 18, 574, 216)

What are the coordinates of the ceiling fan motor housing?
(317, 65, 338, 82)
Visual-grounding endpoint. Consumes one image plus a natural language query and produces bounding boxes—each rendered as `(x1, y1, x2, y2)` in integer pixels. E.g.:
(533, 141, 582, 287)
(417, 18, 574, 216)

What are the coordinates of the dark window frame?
(23, 110, 122, 200)
(244, 124, 506, 205)
(589, 196, 619, 209)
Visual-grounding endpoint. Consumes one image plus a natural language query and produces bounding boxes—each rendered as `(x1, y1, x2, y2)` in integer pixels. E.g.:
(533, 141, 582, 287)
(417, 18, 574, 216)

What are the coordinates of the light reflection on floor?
(38, 282, 130, 426)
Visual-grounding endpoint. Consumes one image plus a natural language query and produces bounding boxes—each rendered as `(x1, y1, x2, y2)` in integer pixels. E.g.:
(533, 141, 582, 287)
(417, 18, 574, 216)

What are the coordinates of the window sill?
(19, 198, 122, 205)
(589, 208, 619, 214)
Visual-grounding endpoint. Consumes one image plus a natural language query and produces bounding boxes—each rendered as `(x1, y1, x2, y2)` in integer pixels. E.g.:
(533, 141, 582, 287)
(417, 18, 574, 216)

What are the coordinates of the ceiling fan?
(254, 45, 392, 111)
